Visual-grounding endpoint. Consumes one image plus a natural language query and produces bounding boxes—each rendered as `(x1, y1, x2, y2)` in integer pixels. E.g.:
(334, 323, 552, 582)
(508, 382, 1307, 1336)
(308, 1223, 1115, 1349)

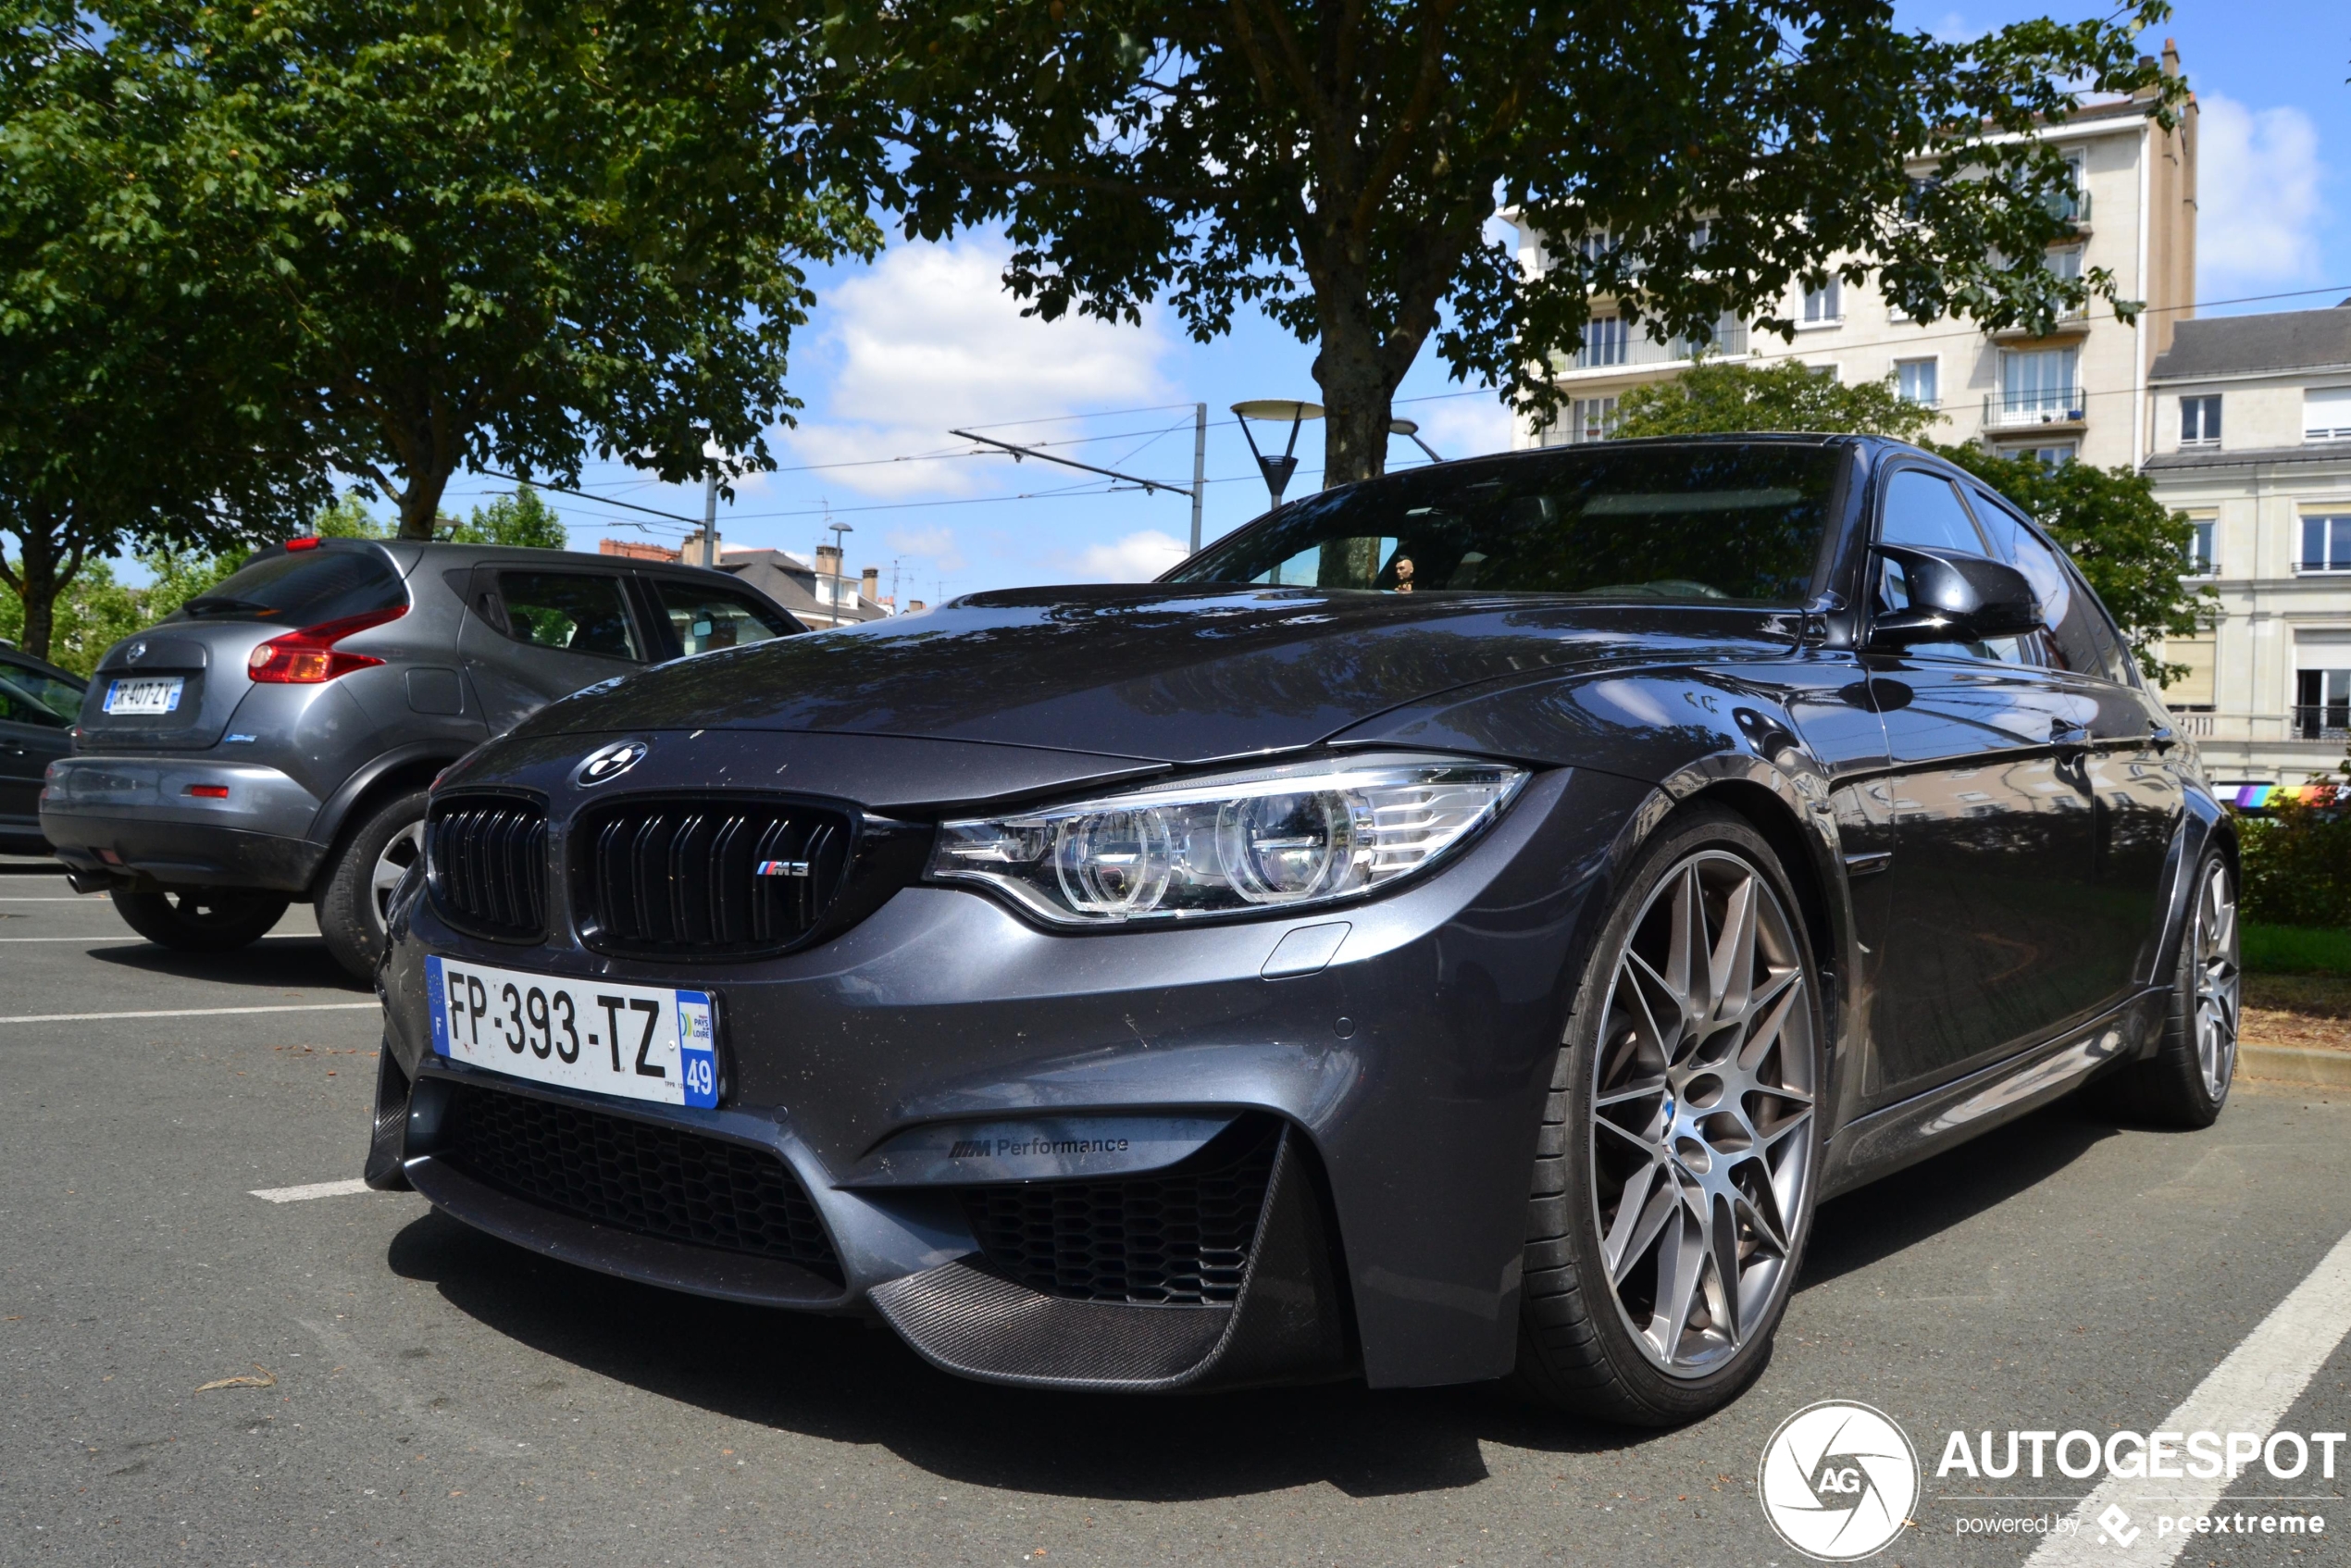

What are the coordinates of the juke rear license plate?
(102, 676, 183, 716)
(425, 955, 719, 1109)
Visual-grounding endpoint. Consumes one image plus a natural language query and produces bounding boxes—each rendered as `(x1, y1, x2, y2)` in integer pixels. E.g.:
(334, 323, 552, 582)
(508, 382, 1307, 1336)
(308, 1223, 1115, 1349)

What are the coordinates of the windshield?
(173, 548, 408, 625)
(1168, 442, 1845, 606)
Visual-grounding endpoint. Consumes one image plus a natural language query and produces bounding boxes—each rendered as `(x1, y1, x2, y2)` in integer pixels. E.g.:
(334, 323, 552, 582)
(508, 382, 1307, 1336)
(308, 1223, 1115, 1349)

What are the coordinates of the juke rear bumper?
(370, 763, 1644, 1393)
(42, 754, 327, 891)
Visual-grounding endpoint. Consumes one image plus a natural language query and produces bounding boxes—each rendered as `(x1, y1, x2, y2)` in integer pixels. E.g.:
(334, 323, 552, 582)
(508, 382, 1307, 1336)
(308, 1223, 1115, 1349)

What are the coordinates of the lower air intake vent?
(438, 1084, 840, 1282)
(577, 799, 852, 958)
(960, 1119, 1282, 1305)
(427, 796, 548, 941)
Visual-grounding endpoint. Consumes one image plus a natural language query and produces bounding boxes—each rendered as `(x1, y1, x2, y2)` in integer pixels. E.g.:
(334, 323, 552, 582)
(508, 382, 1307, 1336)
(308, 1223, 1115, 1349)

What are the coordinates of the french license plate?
(425, 955, 718, 1109)
(103, 676, 183, 716)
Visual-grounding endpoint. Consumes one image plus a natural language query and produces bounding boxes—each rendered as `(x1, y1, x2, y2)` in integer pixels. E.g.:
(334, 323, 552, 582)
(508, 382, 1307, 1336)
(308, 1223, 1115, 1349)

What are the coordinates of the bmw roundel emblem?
(577, 740, 649, 786)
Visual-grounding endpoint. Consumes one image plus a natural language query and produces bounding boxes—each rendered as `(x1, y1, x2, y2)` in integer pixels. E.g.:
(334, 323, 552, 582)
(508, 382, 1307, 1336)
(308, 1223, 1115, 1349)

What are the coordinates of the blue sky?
(410, 1, 2348, 603)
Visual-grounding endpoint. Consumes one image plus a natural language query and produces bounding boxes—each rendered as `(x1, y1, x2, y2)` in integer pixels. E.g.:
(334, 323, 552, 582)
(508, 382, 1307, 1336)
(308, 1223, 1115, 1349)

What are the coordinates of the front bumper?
(373, 758, 1651, 1392)
(41, 754, 326, 891)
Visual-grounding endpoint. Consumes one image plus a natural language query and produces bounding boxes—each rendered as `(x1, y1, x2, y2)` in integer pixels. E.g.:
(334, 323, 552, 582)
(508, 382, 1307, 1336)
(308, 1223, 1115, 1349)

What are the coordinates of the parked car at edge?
(41, 537, 802, 978)
(0, 646, 85, 854)
(369, 434, 2236, 1425)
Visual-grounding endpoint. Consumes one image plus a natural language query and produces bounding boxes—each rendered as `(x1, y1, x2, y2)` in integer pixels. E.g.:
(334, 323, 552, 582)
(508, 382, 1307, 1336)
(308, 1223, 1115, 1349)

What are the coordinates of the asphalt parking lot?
(2, 856, 2346, 1568)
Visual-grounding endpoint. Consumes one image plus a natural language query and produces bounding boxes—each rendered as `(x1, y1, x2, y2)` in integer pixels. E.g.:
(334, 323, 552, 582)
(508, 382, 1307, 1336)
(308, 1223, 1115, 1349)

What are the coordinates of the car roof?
(0, 644, 85, 686)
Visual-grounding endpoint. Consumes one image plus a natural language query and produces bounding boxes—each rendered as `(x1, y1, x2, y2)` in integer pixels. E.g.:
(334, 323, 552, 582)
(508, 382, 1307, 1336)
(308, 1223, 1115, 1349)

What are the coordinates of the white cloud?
(786, 240, 1175, 498)
(1059, 529, 1192, 583)
(2197, 95, 2327, 293)
(1400, 393, 1518, 465)
(883, 525, 965, 574)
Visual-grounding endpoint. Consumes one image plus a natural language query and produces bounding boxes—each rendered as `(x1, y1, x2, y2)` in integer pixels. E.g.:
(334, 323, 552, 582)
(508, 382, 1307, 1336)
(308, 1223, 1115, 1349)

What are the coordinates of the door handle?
(2049, 717, 2091, 749)
(2147, 718, 2179, 753)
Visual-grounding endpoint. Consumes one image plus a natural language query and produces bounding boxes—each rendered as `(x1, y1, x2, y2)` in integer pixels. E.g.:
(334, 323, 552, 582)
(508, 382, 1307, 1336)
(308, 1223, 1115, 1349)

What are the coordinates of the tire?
(2107, 852, 2240, 1129)
(109, 884, 290, 952)
(317, 788, 429, 982)
(1511, 806, 1826, 1426)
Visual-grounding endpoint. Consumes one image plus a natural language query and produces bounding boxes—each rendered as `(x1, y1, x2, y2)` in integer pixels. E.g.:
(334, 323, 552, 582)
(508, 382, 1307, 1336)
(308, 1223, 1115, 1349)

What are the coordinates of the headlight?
(927, 753, 1528, 927)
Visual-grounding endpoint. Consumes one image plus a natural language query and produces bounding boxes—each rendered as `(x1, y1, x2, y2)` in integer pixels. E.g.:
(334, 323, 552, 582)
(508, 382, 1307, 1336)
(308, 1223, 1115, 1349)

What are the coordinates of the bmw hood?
(508, 585, 1797, 765)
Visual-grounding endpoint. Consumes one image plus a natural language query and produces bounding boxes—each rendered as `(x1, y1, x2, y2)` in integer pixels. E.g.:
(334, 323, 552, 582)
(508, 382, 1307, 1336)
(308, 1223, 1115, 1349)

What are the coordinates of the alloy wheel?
(370, 820, 425, 930)
(2193, 860, 2241, 1101)
(1588, 850, 1817, 1377)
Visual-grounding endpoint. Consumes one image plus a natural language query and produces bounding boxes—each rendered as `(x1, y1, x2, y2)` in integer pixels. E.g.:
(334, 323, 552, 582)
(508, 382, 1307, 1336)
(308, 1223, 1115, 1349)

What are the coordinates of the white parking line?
(0, 933, 321, 943)
(2027, 1225, 2351, 1565)
(250, 1177, 375, 1203)
(0, 1002, 379, 1024)
(0, 896, 105, 901)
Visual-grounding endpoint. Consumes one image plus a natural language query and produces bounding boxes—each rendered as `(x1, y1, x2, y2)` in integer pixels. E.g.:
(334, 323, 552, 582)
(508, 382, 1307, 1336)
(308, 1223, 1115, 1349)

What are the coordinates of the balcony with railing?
(1564, 317, 1749, 373)
(1982, 390, 2086, 430)
(2294, 704, 2351, 742)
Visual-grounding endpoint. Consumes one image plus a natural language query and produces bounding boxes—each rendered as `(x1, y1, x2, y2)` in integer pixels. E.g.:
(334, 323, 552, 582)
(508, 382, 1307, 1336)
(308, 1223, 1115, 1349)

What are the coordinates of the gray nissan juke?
(367, 436, 2236, 1425)
(43, 536, 802, 978)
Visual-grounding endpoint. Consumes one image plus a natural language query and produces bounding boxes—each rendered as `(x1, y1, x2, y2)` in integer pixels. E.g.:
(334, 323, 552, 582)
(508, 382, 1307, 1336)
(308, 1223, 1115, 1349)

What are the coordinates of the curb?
(2240, 1043, 2351, 1088)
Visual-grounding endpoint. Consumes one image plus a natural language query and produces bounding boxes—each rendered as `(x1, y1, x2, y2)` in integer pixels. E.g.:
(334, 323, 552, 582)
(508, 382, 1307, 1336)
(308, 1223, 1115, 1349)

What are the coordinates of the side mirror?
(1866, 544, 2043, 648)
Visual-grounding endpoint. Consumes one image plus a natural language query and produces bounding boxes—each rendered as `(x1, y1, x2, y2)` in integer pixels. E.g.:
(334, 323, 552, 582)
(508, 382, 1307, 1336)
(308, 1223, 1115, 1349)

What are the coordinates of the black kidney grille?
(579, 801, 852, 956)
(428, 799, 548, 940)
(960, 1121, 1282, 1306)
(439, 1083, 840, 1282)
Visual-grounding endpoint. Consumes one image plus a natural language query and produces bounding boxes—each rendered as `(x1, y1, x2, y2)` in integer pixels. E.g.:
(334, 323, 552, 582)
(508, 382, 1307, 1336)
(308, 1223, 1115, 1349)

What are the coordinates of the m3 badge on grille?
(576, 740, 649, 786)
(754, 860, 810, 877)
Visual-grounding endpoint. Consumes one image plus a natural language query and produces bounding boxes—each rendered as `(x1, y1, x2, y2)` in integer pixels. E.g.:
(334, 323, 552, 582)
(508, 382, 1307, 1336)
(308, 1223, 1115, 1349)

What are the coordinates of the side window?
(1874, 469, 2024, 665)
(495, 573, 643, 662)
(1964, 492, 2129, 682)
(653, 580, 797, 657)
(0, 666, 81, 727)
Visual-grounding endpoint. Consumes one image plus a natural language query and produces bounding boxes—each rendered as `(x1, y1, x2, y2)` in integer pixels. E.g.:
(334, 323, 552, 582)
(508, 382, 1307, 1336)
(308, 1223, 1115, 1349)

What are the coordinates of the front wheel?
(1511, 807, 1824, 1426)
(109, 885, 290, 952)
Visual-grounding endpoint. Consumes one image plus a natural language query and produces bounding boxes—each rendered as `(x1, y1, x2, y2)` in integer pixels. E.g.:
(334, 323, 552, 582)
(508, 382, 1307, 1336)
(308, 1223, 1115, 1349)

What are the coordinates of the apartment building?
(1506, 47, 2197, 472)
(2142, 303, 2351, 786)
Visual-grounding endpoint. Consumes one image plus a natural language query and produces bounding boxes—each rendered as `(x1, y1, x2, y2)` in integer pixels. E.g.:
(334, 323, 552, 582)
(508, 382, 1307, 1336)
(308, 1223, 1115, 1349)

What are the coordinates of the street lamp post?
(1388, 417, 1444, 465)
(827, 521, 853, 626)
(1230, 399, 1325, 511)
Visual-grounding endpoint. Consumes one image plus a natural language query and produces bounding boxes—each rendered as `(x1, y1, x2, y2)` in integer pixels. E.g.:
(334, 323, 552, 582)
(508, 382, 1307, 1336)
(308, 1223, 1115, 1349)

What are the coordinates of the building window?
(2048, 246, 2084, 281)
(2295, 668, 2351, 740)
(2180, 394, 2222, 447)
(2307, 387, 2351, 442)
(1575, 315, 1627, 369)
(2161, 638, 2215, 710)
(1800, 279, 1841, 324)
(1894, 358, 1939, 405)
(1569, 396, 1619, 444)
(2300, 514, 2351, 573)
(2002, 441, 2077, 467)
(1996, 346, 2080, 420)
(2043, 156, 2088, 223)
(2184, 518, 2215, 575)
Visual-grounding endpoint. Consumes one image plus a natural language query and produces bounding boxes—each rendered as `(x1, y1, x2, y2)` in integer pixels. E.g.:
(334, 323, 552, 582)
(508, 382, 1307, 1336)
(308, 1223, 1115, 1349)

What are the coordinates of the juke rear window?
(173, 549, 408, 626)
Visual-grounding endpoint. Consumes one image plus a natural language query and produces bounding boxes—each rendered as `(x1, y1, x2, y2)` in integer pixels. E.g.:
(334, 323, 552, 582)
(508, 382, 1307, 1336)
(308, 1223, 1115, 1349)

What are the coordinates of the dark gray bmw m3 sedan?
(369, 434, 2237, 1425)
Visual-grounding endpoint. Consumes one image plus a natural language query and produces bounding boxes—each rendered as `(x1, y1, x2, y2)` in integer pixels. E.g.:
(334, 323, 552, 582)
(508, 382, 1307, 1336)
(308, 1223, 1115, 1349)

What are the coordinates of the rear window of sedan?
(1169, 442, 1843, 606)
(172, 547, 408, 625)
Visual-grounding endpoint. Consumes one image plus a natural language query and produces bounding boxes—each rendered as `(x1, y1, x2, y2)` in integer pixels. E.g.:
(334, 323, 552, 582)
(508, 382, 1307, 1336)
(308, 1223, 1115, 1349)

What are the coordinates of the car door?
(1964, 485, 2183, 1003)
(0, 656, 82, 830)
(457, 566, 652, 734)
(1859, 466, 2104, 1102)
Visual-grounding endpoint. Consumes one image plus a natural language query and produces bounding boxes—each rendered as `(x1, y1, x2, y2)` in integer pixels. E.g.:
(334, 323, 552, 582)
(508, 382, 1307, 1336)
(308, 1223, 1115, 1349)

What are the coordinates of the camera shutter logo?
(1757, 1400, 1920, 1561)
(576, 740, 649, 787)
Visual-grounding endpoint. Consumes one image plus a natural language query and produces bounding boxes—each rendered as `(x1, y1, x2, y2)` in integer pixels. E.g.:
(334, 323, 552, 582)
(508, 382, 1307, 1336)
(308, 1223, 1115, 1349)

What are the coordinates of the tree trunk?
(4, 514, 69, 663)
(395, 463, 452, 541)
(1312, 316, 1399, 492)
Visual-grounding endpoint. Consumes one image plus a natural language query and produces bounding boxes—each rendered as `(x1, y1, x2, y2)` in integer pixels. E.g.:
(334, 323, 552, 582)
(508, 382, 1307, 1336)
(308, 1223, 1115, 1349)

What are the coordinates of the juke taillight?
(247, 604, 407, 684)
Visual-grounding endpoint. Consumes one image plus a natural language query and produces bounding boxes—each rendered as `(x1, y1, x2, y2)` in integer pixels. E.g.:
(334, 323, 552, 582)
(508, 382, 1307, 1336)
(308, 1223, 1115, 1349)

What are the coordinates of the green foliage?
(0, 544, 246, 676)
(1933, 444, 2214, 682)
(2236, 798, 2351, 932)
(79, 0, 877, 539)
(841, 2, 2180, 483)
(311, 496, 392, 540)
(445, 487, 568, 550)
(2241, 923, 2351, 977)
(0, 0, 322, 659)
(1616, 361, 1944, 443)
